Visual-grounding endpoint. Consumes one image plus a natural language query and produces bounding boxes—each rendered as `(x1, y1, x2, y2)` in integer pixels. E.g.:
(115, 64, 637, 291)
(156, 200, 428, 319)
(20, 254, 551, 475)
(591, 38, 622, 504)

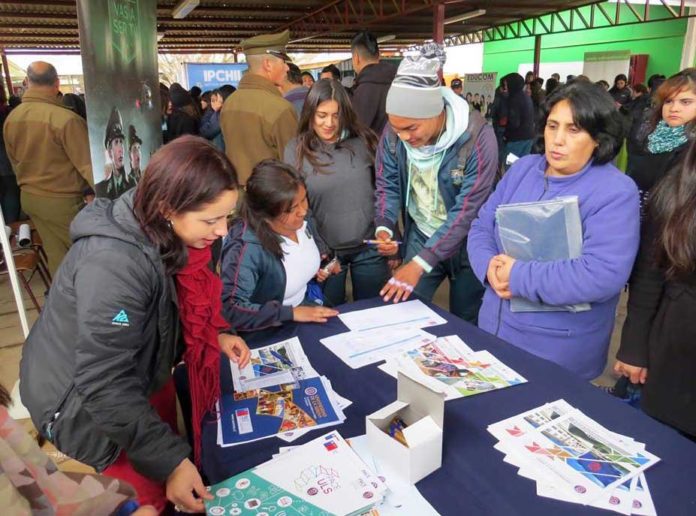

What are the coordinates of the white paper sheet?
(337, 299, 446, 332)
(320, 327, 436, 369)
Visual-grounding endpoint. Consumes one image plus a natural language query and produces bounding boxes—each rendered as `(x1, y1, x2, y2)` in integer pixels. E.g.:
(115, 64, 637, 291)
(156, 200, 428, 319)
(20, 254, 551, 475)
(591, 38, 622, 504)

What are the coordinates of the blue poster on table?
(185, 62, 248, 90)
(219, 376, 343, 446)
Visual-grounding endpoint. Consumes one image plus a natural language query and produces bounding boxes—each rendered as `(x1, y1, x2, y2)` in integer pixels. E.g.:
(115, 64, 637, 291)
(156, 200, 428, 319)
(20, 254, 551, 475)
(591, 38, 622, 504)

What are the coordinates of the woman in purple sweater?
(467, 82, 640, 380)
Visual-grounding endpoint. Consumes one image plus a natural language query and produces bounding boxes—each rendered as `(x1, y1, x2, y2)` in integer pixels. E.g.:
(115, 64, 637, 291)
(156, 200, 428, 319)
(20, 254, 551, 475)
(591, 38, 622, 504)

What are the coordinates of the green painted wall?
(483, 5, 687, 81)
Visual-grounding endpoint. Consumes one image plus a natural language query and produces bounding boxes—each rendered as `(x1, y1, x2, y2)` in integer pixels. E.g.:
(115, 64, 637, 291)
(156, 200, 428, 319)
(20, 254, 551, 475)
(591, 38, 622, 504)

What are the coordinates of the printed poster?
(462, 72, 497, 116)
(77, 0, 162, 199)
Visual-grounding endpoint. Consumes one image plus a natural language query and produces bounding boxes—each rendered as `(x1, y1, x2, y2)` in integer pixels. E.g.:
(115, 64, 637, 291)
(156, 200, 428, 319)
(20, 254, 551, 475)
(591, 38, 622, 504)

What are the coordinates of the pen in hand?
(363, 239, 402, 246)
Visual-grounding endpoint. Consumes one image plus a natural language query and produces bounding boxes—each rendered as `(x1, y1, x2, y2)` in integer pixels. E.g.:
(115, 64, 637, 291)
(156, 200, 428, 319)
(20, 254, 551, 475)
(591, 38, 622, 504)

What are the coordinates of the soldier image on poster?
(127, 125, 143, 185)
(77, 0, 161, 199)
(95, 107, 133, 199)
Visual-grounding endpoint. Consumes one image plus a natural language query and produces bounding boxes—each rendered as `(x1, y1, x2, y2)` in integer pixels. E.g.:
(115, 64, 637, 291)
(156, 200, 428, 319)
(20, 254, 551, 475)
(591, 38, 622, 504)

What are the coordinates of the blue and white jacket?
(374, 95, 499, 269)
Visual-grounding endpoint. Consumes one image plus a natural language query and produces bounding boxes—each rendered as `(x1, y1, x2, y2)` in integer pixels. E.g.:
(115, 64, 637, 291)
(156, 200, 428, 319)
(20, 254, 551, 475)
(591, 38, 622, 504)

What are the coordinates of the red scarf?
(175, 245, 229, 466)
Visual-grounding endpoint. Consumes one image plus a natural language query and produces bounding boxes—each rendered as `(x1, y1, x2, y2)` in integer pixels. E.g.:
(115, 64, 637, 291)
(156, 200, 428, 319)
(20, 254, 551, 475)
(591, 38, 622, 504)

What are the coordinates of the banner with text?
(77, 0, 161, 199)
(185, 63, 248, 90)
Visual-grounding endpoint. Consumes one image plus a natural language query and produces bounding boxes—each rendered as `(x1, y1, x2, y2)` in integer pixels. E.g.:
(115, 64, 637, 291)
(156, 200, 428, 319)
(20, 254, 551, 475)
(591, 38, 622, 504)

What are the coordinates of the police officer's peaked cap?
(104, 106, 125, 148)
(241, 29, 292, 62)
(128, 125, 142, 149)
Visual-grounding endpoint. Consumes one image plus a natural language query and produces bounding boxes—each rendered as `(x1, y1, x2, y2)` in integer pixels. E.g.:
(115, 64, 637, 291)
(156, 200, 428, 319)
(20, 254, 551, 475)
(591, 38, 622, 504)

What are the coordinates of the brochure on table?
(379, 335, 527, 400)
(366, 370, 446, 484)
(230, 336, 317, 393)
(218, 376, 345, 447)
(488, 400, 659, 515)
(206, 431, 386, 516)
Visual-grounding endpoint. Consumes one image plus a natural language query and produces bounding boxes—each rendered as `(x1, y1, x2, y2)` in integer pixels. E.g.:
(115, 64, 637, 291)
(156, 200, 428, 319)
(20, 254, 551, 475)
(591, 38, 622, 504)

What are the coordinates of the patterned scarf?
(175, 245, 229, 466)
(647, 120, 688, 154)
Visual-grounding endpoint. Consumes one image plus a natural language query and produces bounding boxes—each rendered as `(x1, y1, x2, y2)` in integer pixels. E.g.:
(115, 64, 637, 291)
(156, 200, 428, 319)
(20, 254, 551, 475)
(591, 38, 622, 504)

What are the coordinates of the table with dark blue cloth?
(201, 298, 696, 515)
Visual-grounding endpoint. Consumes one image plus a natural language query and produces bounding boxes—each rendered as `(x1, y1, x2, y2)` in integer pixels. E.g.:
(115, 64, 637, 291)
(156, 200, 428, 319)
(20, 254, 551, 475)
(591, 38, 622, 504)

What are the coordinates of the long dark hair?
(239, 160, 305, 259)
(295, 78, 377, 173)
(537, 81, 624, 164)
(648, 68, 696, 133)
(651, 140, 696, 278)
(133, 135, 239, 274)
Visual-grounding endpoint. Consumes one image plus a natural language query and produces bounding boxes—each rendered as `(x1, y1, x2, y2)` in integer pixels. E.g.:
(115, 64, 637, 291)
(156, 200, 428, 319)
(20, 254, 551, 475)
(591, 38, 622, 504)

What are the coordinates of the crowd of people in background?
(2, 27, 696, 514)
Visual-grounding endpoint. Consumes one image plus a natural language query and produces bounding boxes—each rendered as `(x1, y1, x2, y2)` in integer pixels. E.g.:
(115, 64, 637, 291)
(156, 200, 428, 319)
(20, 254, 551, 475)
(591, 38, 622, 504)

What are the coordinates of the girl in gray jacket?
(284, 79, 390, 305)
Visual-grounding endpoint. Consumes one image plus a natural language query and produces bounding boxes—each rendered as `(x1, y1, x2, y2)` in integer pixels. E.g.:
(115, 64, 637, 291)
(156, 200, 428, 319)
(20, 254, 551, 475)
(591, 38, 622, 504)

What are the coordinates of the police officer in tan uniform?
(220, 30, 298, 184)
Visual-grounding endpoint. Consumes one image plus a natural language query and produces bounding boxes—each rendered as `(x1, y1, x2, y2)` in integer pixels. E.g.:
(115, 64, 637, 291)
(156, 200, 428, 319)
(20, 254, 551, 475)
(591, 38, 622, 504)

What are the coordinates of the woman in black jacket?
(609, 73, 633, 107)
(19, 136, 250, 512)
(616, 140, 696, 440)
(164, 83, 200, 143)
(626, 69, 696, 216)
(501, 72, 535, 160)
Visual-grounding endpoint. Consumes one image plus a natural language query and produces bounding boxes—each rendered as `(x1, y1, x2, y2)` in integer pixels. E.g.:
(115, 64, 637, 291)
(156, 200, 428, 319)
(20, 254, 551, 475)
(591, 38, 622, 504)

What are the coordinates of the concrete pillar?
(533, 35, 542, 78)
(680, 8, 696, 70)
(1, 49, 13, 96)
(433, 3, 445, 44)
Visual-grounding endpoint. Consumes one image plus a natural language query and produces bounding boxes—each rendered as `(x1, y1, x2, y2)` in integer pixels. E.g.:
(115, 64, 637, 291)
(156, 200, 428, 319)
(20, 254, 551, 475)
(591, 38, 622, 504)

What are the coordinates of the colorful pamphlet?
(217, 376, 345, 447)
(230, 336, 317, 394)
(380, 335, 526, 400)
(488, 400, 659, 515)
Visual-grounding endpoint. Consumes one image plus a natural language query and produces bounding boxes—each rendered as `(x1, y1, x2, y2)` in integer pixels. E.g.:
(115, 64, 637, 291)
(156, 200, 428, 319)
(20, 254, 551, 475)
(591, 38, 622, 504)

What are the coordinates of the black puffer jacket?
(19, 189, 190, 481)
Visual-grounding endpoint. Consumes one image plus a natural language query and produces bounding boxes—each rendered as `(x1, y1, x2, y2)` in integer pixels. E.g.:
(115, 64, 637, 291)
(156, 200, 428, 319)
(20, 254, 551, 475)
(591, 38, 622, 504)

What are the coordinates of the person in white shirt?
(221, 160, 340, 335)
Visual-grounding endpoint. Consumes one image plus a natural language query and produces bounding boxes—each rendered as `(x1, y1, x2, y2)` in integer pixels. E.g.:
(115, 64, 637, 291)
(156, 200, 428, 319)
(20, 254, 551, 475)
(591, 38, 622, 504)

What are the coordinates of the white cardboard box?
(366, 370, 446, 484)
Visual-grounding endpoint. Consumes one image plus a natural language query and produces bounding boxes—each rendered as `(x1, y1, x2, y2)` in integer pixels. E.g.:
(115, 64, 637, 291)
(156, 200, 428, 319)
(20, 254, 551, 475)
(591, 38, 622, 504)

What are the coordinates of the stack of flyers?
(263, 436, 440, 515)
(220, 336, 351, 446)
(217, 376, 348, 447)
(230, 337, 317, 393)
(206, 431, 387, 516)
(488, 400, 659, 515)
(379, 335, 527, 400)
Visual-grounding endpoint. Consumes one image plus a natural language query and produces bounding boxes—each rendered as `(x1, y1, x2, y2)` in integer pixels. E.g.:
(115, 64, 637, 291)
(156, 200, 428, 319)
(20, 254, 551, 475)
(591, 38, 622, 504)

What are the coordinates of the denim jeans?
(405, 225, 484, 324)
(323, 246, 390, 306)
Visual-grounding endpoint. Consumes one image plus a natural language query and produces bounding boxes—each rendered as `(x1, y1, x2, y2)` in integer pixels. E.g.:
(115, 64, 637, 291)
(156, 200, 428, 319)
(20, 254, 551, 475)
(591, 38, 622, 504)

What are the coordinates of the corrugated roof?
(0, 0, 600, 54)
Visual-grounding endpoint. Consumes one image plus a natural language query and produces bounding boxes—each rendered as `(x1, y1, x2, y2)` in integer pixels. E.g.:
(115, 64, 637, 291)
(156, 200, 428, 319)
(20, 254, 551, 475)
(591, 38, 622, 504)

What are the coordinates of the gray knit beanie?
(386, 43, 446, 119)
